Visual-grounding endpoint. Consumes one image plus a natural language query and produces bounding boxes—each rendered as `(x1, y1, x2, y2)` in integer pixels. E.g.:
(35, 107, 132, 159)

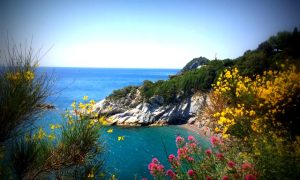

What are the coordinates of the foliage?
(209, 65, 300, 179)
(181, 56, 210, 73)
(0, 43, 53, 143)
(107, 85, 138, 101)
(138, 60, 233, 104)
(0, 97, 105, 179)
(236, 28, 300, 76)
(148, 136, 257, 180)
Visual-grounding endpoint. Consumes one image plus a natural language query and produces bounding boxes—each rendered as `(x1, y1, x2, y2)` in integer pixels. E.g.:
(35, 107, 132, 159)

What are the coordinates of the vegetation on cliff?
(108, 28, 300, 105)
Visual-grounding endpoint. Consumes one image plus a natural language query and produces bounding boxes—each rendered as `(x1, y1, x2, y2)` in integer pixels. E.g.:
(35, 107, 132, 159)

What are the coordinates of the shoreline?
(178, 123, 211, 141)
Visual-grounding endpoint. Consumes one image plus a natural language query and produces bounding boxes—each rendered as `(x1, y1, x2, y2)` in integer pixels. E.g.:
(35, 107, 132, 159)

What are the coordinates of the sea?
(36, 67, 209, 179)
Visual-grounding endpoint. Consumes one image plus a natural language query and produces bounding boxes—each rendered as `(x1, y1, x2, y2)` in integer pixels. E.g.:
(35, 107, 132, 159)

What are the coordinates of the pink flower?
(206, 176, 212, 180)
(152, 158, 159, 164)
(176, 136, 184, 143)
(168, 154, 175, 162)
(166, 169, 176, 178)
(188, 135, 196, 142)
(177, 146, 189, 159)
(187, 156, 194, 162)
(157, 164, 164, 171)
(171, 159, 180, 168)
(148, 160, 165, 177)
(148, 162, 157, 171)
(222, 175, 229, 180)
(189, 142, 197, 149)
(227, 161, 236, 168)
(245, 174, 256, 180)
(187, 169, 195, 177)
(216, 153, 224, 160)
(176, 136, 185, 147)
(242, 162, 253, 170)
(205, 149, 212, 156)
(210, 136, 219, 146)
(142, 178, 148, 180)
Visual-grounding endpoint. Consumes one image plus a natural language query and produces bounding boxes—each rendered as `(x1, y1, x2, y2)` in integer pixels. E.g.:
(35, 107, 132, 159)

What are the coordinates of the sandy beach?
(178, 124, 211, 141)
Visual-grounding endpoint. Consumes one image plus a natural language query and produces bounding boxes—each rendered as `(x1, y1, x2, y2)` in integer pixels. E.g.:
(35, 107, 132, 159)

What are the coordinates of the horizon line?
(39, 66, 181, 70)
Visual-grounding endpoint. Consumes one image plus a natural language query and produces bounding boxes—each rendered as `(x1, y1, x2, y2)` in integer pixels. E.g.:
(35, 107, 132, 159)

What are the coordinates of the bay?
(36, 67, 209, 179)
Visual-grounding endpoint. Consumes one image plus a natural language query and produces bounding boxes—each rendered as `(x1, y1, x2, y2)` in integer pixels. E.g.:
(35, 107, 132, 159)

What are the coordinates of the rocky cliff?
(93, 88, 209, 126)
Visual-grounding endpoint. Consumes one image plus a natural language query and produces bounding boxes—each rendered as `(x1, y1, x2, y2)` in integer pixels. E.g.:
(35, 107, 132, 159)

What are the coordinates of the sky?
(1, 0, 300, 68)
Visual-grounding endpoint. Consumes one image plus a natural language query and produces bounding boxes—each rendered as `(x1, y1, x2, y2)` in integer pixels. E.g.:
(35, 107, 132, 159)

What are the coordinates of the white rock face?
(93, 91, 208, 126)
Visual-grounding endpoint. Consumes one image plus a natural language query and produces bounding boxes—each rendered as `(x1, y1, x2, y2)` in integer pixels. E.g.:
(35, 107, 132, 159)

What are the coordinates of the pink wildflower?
(206, 176, 212, 180)
(168, 154, 175, 162)
(189, 142, 197, 149)
(188, 135, 196, 142)
(222, 175, 229, 180)
(245, 174, 256, 180)
(205, 149, 212, 156)
(176, 136, 185, 147)
(152, 158, 159, 164)
(148, 162, 157, 171)
(227, 161, 236, 168)
(177, 146, 189, 159)
(210, 136, 219, 146)
(176, 136, 184, 143)
(187, 169, 195, 177)
(216, 153, 224, 160)
(148, 160, 165, 177)
(187, 156, 194, 162)
(242, 162, 253, 170)
(157, 164, 164, 171)
(166, 169, 176, 178)
(142, 178, 148, 180)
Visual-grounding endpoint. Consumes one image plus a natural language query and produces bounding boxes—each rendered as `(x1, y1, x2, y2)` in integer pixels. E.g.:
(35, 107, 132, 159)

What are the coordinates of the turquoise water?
(37, 67, 209, 179)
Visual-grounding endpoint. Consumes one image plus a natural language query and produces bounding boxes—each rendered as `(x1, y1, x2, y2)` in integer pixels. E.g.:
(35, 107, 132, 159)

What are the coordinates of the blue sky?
(1, 0, 299, 68)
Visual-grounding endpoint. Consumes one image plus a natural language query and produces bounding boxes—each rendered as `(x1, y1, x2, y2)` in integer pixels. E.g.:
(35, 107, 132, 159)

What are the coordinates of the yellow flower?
(118, 136, 124, 141)
(89, 99, 96, 104)
(50, 124, 61, 130)
(83, 96, 88, 101)
(25, 70, 34, 81)
(79, 102, 85, 109)
(48, 134, 56, 141)
(214, 127, 220, 132)
(225, 70, 232, 79)
(249, 110, 256, 116)
(107, 128, 113, 133)
(34, 128, 46, 140)
(87, 172, 94, 178)
(89, 120, 95, 126)
(71, 101, 76, 109)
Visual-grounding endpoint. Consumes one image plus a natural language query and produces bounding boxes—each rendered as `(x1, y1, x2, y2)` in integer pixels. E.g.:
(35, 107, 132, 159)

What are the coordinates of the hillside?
(94, 28, 300, 126)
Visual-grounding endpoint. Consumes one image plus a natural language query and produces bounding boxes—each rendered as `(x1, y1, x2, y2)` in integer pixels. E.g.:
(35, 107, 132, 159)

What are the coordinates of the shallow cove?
(35, 67, 209, 178)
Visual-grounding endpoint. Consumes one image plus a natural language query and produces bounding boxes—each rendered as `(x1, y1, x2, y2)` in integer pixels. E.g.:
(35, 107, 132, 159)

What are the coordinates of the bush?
(0, 43, 53, 142)
(1, 97, 105, 179)
(107, 85, 138, 101)
(148, 136, 257, 180)
(208, 65, 300, 179)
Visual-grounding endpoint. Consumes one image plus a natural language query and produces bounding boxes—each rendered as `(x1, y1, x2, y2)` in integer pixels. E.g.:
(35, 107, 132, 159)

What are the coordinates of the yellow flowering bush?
(210, 65, 300, 178)
(212, 65, 300, 139)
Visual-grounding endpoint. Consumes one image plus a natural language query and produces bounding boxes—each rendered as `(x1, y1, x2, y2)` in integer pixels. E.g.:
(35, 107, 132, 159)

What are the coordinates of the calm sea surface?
(36, 67, 209, 179)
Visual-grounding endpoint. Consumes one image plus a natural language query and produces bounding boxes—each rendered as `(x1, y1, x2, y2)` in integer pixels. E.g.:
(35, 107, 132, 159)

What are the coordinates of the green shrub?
(0, 43, 53, 142)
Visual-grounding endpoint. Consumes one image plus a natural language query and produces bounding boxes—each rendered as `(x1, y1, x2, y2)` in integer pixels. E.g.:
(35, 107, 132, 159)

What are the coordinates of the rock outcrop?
(93, 89, 209, 126)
